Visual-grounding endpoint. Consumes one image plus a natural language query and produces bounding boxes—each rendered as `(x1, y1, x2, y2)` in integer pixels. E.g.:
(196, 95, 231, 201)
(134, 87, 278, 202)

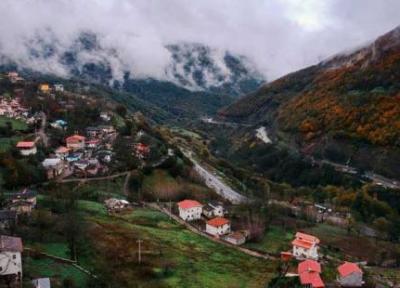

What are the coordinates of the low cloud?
(0, 0, 398, 82)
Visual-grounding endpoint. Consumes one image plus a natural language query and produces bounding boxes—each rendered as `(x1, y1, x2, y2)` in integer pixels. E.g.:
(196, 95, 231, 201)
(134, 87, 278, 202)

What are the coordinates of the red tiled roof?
(298, 260, 321, 274)
(299, 271, 324, 288)
(207, 217, 230, 227)
(178, 200, 202, 209)
(55, 146, 69, 153)
(292, 238, 314, 249)
(296, 232, 320, 244)
(66, 134, 85, 143)
(16, 141, 35, 148)
(338, 262, 362, 277)
(0, 235, 23, 252)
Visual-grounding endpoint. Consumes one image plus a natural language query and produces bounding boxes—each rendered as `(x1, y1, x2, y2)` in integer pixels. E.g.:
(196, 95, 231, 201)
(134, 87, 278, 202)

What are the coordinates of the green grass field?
(244, 226, 293, 255)
(0, 115, 28, 131)
(79, 201, 277, 288)
(0, 135, 22, 152)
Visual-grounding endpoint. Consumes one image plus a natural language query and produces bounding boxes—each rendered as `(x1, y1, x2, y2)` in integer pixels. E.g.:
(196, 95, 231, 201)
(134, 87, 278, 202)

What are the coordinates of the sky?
(0, 0, 399, 82)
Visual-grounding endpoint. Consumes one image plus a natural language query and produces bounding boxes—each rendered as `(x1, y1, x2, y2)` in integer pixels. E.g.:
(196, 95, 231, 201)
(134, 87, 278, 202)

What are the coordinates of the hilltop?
(220, 25, 400, 179)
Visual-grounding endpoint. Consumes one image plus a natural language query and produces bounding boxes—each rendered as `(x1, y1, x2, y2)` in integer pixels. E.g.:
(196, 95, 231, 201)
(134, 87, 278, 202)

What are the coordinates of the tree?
(116, 105, 127, 118)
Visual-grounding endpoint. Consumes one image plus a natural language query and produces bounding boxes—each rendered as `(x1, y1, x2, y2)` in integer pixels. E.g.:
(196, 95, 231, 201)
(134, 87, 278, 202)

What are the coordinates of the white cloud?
(0, 0, 398, 81)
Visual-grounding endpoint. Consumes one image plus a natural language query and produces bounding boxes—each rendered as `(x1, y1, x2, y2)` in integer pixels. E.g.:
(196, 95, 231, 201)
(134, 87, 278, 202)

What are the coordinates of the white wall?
(179, 207, 202, 221)
(0, 251, 22, 277)
(206, 223, 230, 236)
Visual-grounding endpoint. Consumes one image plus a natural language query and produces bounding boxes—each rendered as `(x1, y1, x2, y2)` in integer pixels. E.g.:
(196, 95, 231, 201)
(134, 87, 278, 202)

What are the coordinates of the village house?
(337, 262, 364, 287)
(55, 146, 70, 160)
(8, 189, 37, 215)
(224, 231, 246, 245)
(66, 152, 82, 163)
(203, 201, 225, 218)
(86, 139, 100, 149)
(32, 278, 51, 288)
(42, 158, 64, 179)
(98, 125, 116, 134)
(177, 200, 203, 221)
(104, 198, 130, 213)
(50, 119, 67, 130)
(16, 141, 37, 156)
(38, 83, 50, 93)
(135, 143, 150, 159)
(0, 210, 17, 231)
(66, 134, 86, 151)
(206, 217, 231, 236)
(292, 232, 320, 260)
(86, 127, 102, 138)
(54, 84, 64, 92)
(0, 235, 23, 283)
(298, 260, 325, 288)
(100, 112, 111, 122)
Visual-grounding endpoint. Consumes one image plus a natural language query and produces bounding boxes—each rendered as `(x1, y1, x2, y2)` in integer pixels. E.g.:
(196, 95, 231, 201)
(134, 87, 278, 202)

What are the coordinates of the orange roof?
(207, 217, 230, 227)
(292, 239, 313, 249)
(55, 146, 69, 153)
(16, 141, 35, 148)
(178, 200, 202, 209)
(299, 271, 324, 288)
(298, 260, 321, 274)
(66, 134, 86, 143)
(338, 262, 362, 277)
(295, 232, 320, 244)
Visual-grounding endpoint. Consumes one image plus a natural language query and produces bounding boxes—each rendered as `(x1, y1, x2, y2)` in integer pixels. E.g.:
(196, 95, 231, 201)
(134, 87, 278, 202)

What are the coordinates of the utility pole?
(137, 239, 142, 264)
(169, 199, 172, 220)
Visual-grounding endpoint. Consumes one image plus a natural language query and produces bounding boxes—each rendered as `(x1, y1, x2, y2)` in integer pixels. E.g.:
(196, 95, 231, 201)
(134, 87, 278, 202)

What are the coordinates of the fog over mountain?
(0, 0, 399, 84)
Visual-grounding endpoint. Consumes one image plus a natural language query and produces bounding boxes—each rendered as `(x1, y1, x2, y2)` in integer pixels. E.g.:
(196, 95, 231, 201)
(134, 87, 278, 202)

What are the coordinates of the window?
(12, 254, 16, 259)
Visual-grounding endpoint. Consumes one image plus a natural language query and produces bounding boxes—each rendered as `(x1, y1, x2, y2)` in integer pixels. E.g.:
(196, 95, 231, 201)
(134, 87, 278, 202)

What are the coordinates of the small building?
(280, 251, 293, 262)
(16, 141, 37, 156)
(0, 210, 17, 231)
(177, 200, 203, 221)
(0, 235, 23, 283)
(100, 112, 111, 122)
(8, 189, 37, 215)
(86, 127, 102, 138)
(292, 232, 320, 260)
(134, 143, 150, 159)
(54, 84, 64, 92)
(66, 152, 82, 163)
(42, 158, 64, 179)
(55, 146, 70, 159)
(38, 83, 50, 93)
(224, 231, 246, 245)
(206, 217, 231, 236)
(86, 139, 100, 149)
(32, 278, 51, 288)
(66, 134, 86, 151)
(203, 201, 225, 218)
(50, 119, 67, 130)
(298, 260, 324, 288)
(337, 262, 363, 287)
(104, 198, 130, 213)
(98, 125, 116, 134)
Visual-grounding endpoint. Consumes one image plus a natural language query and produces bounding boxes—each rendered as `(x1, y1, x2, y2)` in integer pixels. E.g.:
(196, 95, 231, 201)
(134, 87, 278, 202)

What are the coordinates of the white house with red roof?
(66, 134, 86, 151)
(16, 141, 37, 156)
(298, 259, 325, 288)
(206, 217, 231, 236)
(292, 232, 320, 260)
(337, 262, 364, 287)
(0, 235, 23, 282)
(177, 200, 203, 221)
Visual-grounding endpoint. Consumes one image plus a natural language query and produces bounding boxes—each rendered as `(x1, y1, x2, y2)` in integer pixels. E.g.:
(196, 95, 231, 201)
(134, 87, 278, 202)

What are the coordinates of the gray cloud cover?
(0, 0, 399, 81)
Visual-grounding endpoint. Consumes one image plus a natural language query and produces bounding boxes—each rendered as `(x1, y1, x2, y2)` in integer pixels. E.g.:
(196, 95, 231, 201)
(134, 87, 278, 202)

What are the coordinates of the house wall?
(20, 147, 37, 156)
(179, 207, 202, 221)
(224, 235, 245, 245)
(293, 245, 318, 260)
(67, 142, 85, 151)
(338, 272, 363, 287)
(206, 223, 231, 236)
(0, 251, 22, 277)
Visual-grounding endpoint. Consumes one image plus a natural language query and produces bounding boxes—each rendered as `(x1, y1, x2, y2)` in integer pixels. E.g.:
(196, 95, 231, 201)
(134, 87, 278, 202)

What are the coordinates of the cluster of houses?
(38, 83, 64, 94)
(5, 72, 24, 84)
(40, 127, 117, 180)
(0, 96, 36, 124)
(177, 199, 247, 246)
(282, 232, 364, 287)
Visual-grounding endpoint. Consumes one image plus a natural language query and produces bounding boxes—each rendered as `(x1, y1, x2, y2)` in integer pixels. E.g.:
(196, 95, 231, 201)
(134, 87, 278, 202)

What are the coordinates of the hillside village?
(0, 71, 399, 288)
